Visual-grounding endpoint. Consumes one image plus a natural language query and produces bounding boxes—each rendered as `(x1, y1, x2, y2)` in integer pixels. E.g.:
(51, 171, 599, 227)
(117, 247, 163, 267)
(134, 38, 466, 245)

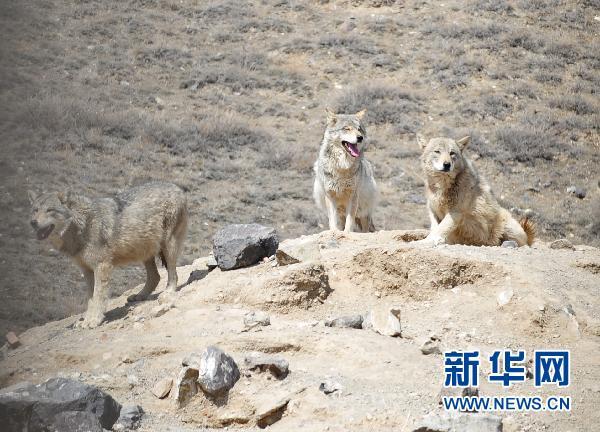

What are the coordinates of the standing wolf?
(313, 108, 377, 232)
(417, 134, 535, 247)
(28, 182, 188, 328)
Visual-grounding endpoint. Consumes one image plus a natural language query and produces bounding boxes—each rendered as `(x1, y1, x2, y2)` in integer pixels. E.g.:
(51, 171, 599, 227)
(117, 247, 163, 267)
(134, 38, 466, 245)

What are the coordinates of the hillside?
(2, 231, 599, 430)
(0, 1, 598, 350)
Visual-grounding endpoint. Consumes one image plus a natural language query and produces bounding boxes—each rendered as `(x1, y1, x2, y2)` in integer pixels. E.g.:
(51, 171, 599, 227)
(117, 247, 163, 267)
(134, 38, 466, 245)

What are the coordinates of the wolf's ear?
(27, 190, 37, 205)
(456, 136, 470, 150)
(325, 107, 337, 125)
(416, 133, 428, 151)
(355, 109, 366, 120)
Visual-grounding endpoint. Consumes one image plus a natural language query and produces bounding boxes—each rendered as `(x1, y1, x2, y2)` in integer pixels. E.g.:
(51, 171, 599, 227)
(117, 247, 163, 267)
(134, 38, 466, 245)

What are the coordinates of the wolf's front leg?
(78, 262, 111, 329)
(325, 193, 340, 231)
(422, 212, 459, 246)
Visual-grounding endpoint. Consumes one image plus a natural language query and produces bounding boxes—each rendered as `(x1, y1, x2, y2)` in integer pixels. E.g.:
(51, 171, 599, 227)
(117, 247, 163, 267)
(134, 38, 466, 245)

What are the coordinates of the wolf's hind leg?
(162, 238, 180, 293)
(502, 217, 528, 247)
(127, 258, 160, 302)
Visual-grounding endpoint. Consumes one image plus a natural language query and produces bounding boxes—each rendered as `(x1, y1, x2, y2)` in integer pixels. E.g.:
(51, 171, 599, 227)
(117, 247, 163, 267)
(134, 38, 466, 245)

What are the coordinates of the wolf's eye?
(434, 150, 441, 154)
(450, 151, 456, 156)
(343, 126, 352, 132)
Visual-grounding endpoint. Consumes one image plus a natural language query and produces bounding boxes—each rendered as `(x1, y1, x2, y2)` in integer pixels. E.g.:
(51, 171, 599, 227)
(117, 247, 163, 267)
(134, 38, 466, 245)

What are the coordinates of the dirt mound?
(345, 247, 499, 300)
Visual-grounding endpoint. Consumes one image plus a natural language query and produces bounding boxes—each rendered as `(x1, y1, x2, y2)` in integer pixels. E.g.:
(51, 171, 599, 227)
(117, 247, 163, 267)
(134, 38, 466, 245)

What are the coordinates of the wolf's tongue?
(347, 143, 360, 158)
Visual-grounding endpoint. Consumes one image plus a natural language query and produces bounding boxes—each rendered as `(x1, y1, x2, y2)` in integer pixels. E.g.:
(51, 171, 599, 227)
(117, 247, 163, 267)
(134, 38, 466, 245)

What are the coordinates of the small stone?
(255, 397, 290, 428)
(197, 346, 240, 396)
(6, 331, 20, 348)
(566, 186, 586, 199)
(437, 387, 479, 409)
(121, 355, 134, 364)
(319, 380, 342, 395)
(244, 352, 289, 379)
(172, 367, 199, 407)
(243, 311, 271, 330)
(127, 375, 138, 388)
(152, 378, 172, 399)
(207, 255, 218, 270)
(276, 236, 321, 266)
(420, 336, 441, 355)
(363, 306, 402, 337)
(324, 315, 363, 329)
(501, 240, 518, 248)
(150, 304, 171, 318)
(496, 288, 514, 307)
(550, 238, 575, 250)
(114, 405, 144, 431)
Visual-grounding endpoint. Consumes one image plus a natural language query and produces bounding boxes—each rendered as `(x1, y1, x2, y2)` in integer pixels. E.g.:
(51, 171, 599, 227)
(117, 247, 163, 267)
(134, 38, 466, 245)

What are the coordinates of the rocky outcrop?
(0, 378, 121, 432)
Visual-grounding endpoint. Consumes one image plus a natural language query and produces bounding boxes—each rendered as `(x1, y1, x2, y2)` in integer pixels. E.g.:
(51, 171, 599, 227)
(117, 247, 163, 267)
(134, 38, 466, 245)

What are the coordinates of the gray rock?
(50, 411, 104, 432)
(276, 236, 321, 266)
(243, 311, 271, 330)
(420, 336, 441, 355)
(0, 378, 121, 432)
(172, 367, 198, 408)
(198, 346, 240, 396)
(244, 353, 289, 379)
(500, 240, 518, 248)
(113, 405, 143, 431)
(324, 314, 364, 329)
(550, 238, 575, 250)
(319, 379, 342, 395)
(413, 411, 502, 431)
(213, 224, 279, 270)
(566, 186, 586, 199)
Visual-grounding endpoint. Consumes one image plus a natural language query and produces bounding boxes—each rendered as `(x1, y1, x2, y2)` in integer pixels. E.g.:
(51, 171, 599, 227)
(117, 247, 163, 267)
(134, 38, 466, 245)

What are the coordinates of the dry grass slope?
(0, 0, 598, 336)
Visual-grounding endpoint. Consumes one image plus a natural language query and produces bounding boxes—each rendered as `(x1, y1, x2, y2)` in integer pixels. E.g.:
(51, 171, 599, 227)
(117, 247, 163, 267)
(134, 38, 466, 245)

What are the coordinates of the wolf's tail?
(519, 217, 536, 246)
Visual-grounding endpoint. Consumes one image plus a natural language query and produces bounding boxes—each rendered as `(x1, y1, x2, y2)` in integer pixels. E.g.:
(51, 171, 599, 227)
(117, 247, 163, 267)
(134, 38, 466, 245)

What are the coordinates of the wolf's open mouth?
(342, 141, 360, 158)
(36, 224, 55, 240)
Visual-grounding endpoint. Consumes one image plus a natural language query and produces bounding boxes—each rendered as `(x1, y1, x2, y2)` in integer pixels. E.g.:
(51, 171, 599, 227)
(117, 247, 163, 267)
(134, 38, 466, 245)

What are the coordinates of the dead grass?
(335, 84, 423, 125)
(1, 0, 598, 337)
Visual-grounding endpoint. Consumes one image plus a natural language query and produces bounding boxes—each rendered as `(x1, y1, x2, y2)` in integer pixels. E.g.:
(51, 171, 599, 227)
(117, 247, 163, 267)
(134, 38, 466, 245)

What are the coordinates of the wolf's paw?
(127, 290, 151, 303)
(416, 234, 446, 247)
(76, 312, 106, 329)
(158, 290, 177, 307)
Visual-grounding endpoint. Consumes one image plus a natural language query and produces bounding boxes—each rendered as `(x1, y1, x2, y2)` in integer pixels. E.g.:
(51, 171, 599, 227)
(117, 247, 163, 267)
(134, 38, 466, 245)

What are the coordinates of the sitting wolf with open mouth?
(313, 108, 377, 233)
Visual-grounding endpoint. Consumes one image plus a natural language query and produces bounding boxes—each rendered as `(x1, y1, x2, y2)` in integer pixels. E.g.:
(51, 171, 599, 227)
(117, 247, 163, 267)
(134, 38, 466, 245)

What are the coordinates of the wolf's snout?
(443, 162, 452, 171)
(356, 135, 363, 143)
(30, 219, 38, 229)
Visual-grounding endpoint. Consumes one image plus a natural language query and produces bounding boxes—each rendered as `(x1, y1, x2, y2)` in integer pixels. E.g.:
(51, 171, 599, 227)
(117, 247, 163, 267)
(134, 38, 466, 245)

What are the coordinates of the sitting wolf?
(313, 108, 377, 232)
(28, 182, 188, 328)
(417, 134, 535, 247)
